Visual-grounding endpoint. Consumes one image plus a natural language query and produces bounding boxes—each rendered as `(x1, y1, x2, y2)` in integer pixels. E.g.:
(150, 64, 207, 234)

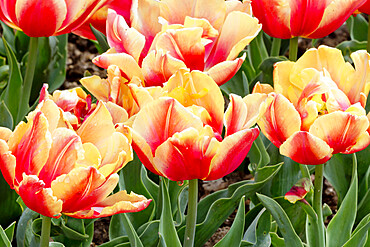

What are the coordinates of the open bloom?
(0, 0, 108, 37)
(93, 0, 261, 86)
(252, 46, 370, 165)
(0, 91, 151, 218)
(73, 0, 133, 40)
(121, 94, 260, 181)
(251, 0, 366, 39)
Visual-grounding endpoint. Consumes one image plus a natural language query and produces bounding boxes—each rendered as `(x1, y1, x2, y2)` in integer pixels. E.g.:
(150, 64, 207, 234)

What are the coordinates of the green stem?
(40, 216, 51, 247)
(184, 179, 198, 247)
(271, 38, 281, 57)
(367, 20, 370, 53)
(299, 164, 310, 179)
(289, 37, 298, 61)
(313, 163, 325, 247)
(17, 36, 39, 123)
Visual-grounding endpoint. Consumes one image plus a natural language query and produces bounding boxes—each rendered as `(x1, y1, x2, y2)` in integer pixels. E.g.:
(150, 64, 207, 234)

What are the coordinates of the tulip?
(73, 0, 133, 40)
(0, 92, 151, 219)
(251, 0, 367, 39)
(252, 46, 370, 165)
(0, 0, 108, 37)
(93, 0, 261, 86)
(123, 95, 260, 181)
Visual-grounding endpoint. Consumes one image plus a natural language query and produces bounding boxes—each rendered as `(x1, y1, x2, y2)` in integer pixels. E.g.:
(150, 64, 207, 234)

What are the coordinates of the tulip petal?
(18, 174, 62, 218)
(132, 97, 203, 153)
(285, 177, 312, 204)
(77, 102, 115, 147)
(164, 69, 224, 134)
(142, 50, 187, 87)
(15, 0, 67, 37)
(93, 51, 144, 81)
(66, 190, 151, 219)
(153, 126, 218, 181)
(309, 111, 370, 154)
(51, 167, 117, 213)
(206, 127, 259, 180)
(160, 0, 226, 30)
(207, 56, 245, 86)
(309, 0, 366, 38)
(280, 131, 332, 165)
(206, 11, 261, 67)
(225, 93, 269, 135)
(251, 0, 292, 39)
(0, 139, 16, 189)
(8, 112, 52, 184)
(106, 9, 145, 62)
(154, 27, 206, 71)
(80, 75, 110, 102)
(38, 128, 83, 187)
(257, 94, 301, 147)
(0, 127, 12, 142)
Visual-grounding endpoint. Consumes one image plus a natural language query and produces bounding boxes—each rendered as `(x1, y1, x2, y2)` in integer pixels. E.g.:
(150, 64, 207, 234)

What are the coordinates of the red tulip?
(359, 1, 370, 14)
(0, 0, 108, 37)
(0, 91, 151, 218)
(251, 0, 367, 39)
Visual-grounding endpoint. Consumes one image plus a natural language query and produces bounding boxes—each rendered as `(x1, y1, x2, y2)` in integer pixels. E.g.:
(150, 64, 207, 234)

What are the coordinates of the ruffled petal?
(51, 167, 117, 213)
(0, 127, 12, 142)
(309, 111, 370, 154)
(18, 174, 62, 218)
(0, 139, 16, 189)
(207, 56, 245, 86)
(65, 190, 151, 219)
(280, 131, 332, 165)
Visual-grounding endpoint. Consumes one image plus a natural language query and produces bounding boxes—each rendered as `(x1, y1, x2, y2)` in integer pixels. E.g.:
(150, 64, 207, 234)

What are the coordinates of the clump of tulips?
(1, 0, 370, 247)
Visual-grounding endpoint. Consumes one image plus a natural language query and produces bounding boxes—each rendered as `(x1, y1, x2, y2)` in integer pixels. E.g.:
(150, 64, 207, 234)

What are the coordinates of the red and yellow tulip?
(0, 0, 109, 37)
(284, 178, 312, 204)
(0, 91, 151, 218)
(253, 46, 370, 165)
(122, 94, 260, 181)
(93, 0, 261, 86)
(251, 0, 367, 39)
(73, 0, 133, 40)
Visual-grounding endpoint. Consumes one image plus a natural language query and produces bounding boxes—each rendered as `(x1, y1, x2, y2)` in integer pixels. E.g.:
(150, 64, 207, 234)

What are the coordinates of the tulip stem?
(367, 19, 370, 53)
(17, 36, 39, 123)
(313, 163, 325, 247)
(40, 216, 51, 247)
(289, 36, 298, 61)
(184, 179, 198, 247)
(271, 38, 281, 57)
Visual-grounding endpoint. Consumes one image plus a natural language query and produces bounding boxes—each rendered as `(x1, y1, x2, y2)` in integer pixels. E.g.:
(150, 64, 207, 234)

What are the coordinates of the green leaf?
(90, 25, 110, 53)
(14, 31, 30, 61)
(324, 153, 352, 205)
(168, 180, 188, 226)
(358, 189, 370, 225)
(0, 22, 15, 54)
(214, 196, 246, 247)
(326, 154, 358, 247)
(99, 236, 130, 247)
(258, 56, 288, 84)
(346, 15, 368, 42)
(16, 208, 39, 247)
(248, 135, 270, 170)
(337, 40, 367, 62)
(220, 69, 249, 97)
(343, 213, 370, 247)
(0, 224, 11, 247)
(49, 243, 65, 247)
(159, 179, 181, 247)
(0, 100, 13, 129)
(1, 36, 23, 128)
(256, 194, 303, 247)
(243, 208, 271, 246)
(269, 232, 285, 247)
(119, 214, 144, 247)
(178, 163, 282, 247)
(137, 220, 160, 247)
